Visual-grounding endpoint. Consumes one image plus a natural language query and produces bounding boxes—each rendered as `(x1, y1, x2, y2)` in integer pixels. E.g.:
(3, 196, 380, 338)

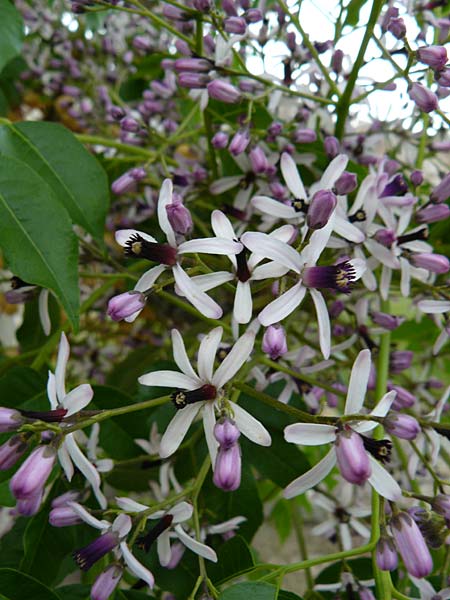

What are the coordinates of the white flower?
(48, 333, 107, 508)
(115, 179, 243, 320)
(283, 349, 401, 501)
(138, 327, 271, 465)
(409, 576, 450, 600)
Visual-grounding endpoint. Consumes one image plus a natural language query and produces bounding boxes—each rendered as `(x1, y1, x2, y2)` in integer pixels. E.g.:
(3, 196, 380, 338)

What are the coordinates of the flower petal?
(233, 281, 253, 324)
(157, 179, 176, 247)
(138, 370, 200, 390)
(284, 423, 336, 445)
(157, 530, 172, 567)
(169, 501, 193, 523)
(203, 401, 218, 467)
(252, 195, 297, 219)
(57, 444, 74, 481)
(229, 401, 271, 446)
(68, 501, 110, 530)
(55, 332, 70, 402)
(64, 434, 107, 509)
(302, 213, 335, 266)
(197, 327, 223, 382)
(135, 265, 166, 293)
(120, 542, 155, 588)
(318, 154, 348, 190)
(173, 264, 223, 319)
(39, 289, 51, 336)
(188, 272, 235, 292)
(171, 329, 199, 380)
(344, 349, 371, 415)
(251, 262, 290, 280)
(367, 456, 402, 501)
(63, 384, 94, 417)
(174, 525, 217, 562)
(258, 281, 306, 326)
(212, 330, 255, 389)
(241, 232, 302, 273)
(310, 289, 331, 359)
(333, 215, 365, 243)
(47, 372, 58, 410)
(283, 448, 336, 499)
(159, 403, 203, 458)
(115, 497, 148, 513)
(115, 229, 156, 246)
(417, 300, 450, 314)
(211, 210, 237, 240)
(178, 238, 242, 255)
(281, 153, 306, 199)
(364, 239, 400, 269)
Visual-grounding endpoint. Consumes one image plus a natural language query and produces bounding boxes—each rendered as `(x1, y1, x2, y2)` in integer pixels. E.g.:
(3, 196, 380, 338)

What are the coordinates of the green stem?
(75, 134, 154, 157)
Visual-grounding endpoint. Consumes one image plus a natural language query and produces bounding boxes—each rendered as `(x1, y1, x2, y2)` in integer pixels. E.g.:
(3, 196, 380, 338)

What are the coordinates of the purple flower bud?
(73, 531, 119, 571)
(293, 128, 317, 143)
(262, 325, 288, 360)
(436, 68, 450, 87)
(335, 429, 371, 485)
(207, 80, 241, 104)
(375, 228, 396, 246)
(211, 131, 229, 149)
(0, 408, 23, 432)
(162, 5, 188, 20)
(0, 436, 28, 470)
(430, 173, 450, 203)
(411, 252, 450, 274)
(49, 505, 82, 527)
(431, 140, 450, 151)
(376, 536, 398, 571)
(408, 82, 438, 113)
(324, 135, 340, 158)
(10, 445, 56, 500)
(410, 170, 424, 186)
(416, 204, 450, 223)
(224, 16, 247, 34)
(111, 173, 136, 195)
(245, 8, 263, 23)
(175, 40, 191, 56)
(107, 291, 146, 322)
(178, 72, 209, 89)
(417, 45, 448, 71)
(166, 197, 193, 235)
(52, 490, 80, 508)
(16, 491, 43, 516)
(387, 384, 416, 410)
(381, 174, 408, 198)
(268, 122, 283, 137)
(222, 0, 238, 16)
(132, 36, 152, 51)
(214, 418, 240, 448)
(213, 442, 241, 491)
(371, 311, 403, 330)
(384, 413, 420, 440)
(307, 190, 337, 230)
(249, 146, 269, 173)
(389, 351, 413, 374)
(432, 495, 450, 520)
(387, 17, 406, 39)
(381, 6, 399, 31)
(334, 171, 357, 195)
(359, 588, 375, 600)
(391, 512, 433, 578)
(332, 49, 344, 73)
(120, 117, 140, 133)
(130, 168, 146, 181)
(229, 129, 250, 156)
(91, 565, 123, 600)
(286, 31, 297, 52)
(174, 58, 211, 72)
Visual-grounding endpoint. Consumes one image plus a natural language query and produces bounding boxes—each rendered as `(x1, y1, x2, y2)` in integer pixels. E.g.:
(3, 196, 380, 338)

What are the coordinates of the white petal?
(159, 403, 202, 458)
(178, 238, 242, 255)
(112, 514, 132, 537)
(340, 523, 352, 551)
(400, 257, 411, 298)
(135, 265, 166, 293)
(47, 372, 58, 410)
(58, 444, 74, 481)
(203, 401, 218, 467)
(173, 264, 223, 319)
(281, 153, 306, 199)
(251, 262, 290, 280)
(258, 281, 306, 326)
(116, 497, 148, 512)
(68, 501, 109, 530)
(367, 456, 402, 501)
(229, 401, 271, 446)
(408, 576, 436, 600)
(269, 224, 297, 243)
(418, 300, 450, 314)
(319, 154, 348, 189)
(241, 232, 302, 273)
(283, 448, 336, 499)
(210, 175, 241, 194)
(364, 239, 400, 269)
(63, 384, 94, 417)
(352, 390, 397, 433)
(188, 272, 235, 292)
(207, 516, 246, 535)
(310, 289, 331, 360)
(138, 370, 200, 389)
(115, 229, 156, 246)
(302, 214, 335, 266)
(64, 433, 107, 509)
(349, 257, 367, 281)
(197, 327, 223, 382)
(333, 215, 365, 243)
(157, 530, 172, 567)
(233, 281, 253, 324)
(174, 525, 217, 562)
(171, 330, 198, 380)
(55, 332, 70, 402)
(284, 423, 336, 445)
(168, 501, 193, 523)
(380, 265, 392, 301)
(157, 179, 176, 247)
(344, 349, 371, 415)
(212, 330, 255, 389)
(252, 195, 297, 219)
(211, 210, 236, 240)
(120, 542, 155, 588)
(39, 289, 51, 335)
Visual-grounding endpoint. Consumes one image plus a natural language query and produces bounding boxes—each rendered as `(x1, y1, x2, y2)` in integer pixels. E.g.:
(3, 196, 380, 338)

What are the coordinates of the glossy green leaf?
(0, 155, 79, 329)
(208, 535, 254, 583)
(0, 121, 109, 242)
(0, 366, 45, 409)
(0, 568, 61, 600)
(344, 0, 368, 27)
(0, 0, 24, 74)
(219, 582, 277, 600)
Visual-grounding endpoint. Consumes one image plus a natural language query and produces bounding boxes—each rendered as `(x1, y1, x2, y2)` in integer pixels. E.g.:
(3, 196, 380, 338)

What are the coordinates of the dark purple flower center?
(292, 198, 307, 213)
(73, 531, 118, 571)
(302, 261, 357, 292)
(20, 408, 68, 423)
(235, 247, 251, 282)
(137, 514, 174, 552)
(124, 233, 177, 266)
(361, 435, 392, 463)
(349, 209, 366, 223)
(171, 384, 217, 409)
(396, 227, 428, 245)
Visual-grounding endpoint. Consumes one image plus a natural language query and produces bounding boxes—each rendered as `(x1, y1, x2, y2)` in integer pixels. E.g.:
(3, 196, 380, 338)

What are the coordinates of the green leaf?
(0, 568, 61, 600)
(0, 518, 28, 568)
(0, 0, 24, 74)
(0, 121, 109, 242)
(0, 155, 79, 329)
(270, 499, 292, 543)
(219, 582, 277, 600)
(0, 366, 45, 409)
(208, 535, 254, 583)
(17, 293, 60, 351)
(54, 584, 90, 600)
(344, 0, 368, 27)
(278, 591, 304, 600)
(0, 480, 14, 506)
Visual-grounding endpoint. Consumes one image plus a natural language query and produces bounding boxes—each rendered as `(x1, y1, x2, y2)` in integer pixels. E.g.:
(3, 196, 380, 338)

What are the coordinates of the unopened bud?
(335, 429, 371, 485)
(262, 324, 288, 360)
(307, 190, 337, 230)
(107, 291, 146, 322)
(384, 413, 420, 440)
